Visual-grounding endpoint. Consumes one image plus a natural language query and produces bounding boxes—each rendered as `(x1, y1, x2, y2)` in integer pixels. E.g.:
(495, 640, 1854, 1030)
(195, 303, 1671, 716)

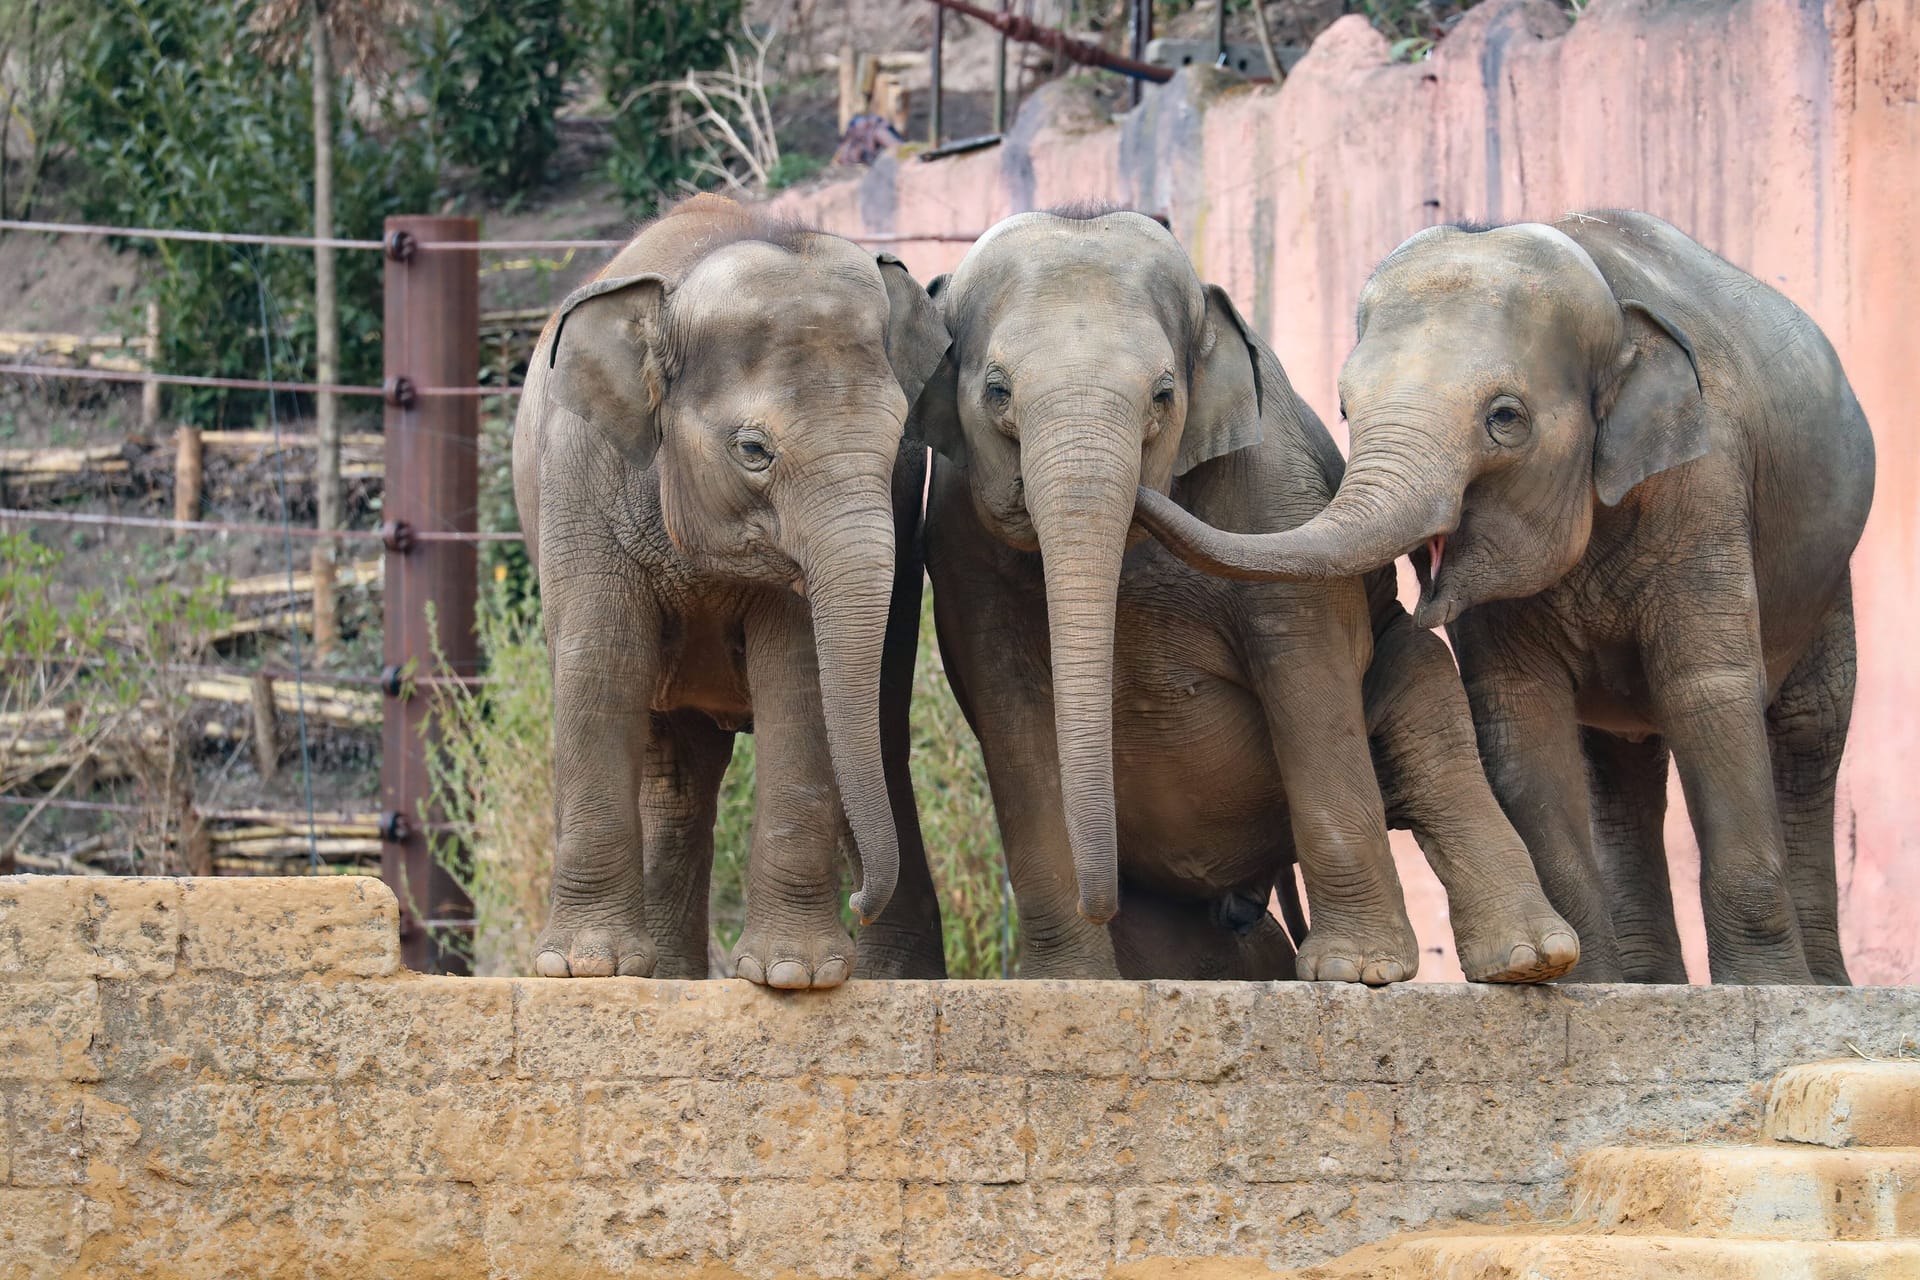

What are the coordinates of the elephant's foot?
(1294, 909, 1419, 985)
(1450, 891, 1580, 984)
(533, 898, 656, 978)
(732, 918, 855, 989)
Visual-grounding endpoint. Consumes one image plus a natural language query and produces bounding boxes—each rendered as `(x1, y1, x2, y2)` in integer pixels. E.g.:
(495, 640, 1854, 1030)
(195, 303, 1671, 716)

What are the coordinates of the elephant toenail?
(535, 951, 571, 978)
(813, 958, 850, 987)
(767, 960, 810, 989)
(1509, 944, 1539, 970)
(616, 954, 652, 977)
(734, 956, 765, 984)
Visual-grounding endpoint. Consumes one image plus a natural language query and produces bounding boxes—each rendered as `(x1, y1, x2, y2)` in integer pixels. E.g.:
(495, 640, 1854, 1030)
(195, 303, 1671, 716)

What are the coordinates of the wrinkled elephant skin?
(1137, 211, 1874, 985)
(510, 194, 951, 987)
(913, 211, 1577, 985)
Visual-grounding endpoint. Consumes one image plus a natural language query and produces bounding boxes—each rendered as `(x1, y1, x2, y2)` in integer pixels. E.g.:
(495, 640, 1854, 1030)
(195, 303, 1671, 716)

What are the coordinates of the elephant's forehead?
(1370, 223, 1611, 309)
(676, 242, 886, 341)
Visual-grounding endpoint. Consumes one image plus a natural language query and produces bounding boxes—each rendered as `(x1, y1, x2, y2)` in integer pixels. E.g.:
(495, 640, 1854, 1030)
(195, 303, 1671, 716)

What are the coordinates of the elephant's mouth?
(1410, 526, 1463, 629)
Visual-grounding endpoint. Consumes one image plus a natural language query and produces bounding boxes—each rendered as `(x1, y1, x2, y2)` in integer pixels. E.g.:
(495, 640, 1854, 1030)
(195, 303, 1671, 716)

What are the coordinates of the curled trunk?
(1134, 432, 1462, 584)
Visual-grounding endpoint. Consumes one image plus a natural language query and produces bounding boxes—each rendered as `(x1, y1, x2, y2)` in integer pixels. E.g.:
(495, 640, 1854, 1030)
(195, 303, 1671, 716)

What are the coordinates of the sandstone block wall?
(769, 0, 1920, 986)
(3, 875, 1917, 1279)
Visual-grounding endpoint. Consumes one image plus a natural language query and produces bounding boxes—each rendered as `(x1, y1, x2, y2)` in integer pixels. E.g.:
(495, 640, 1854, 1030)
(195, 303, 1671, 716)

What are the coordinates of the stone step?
(1569, 1143, 1920, 1240)
(1767, 1061, 1920, 1149)
(1295, 1233, 1920, 1279)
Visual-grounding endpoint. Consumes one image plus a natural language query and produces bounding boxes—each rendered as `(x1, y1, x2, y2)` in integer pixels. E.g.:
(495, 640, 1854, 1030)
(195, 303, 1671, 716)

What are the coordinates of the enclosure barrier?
(0, 213, 984, 967)
(0, 874, 1915, 1277)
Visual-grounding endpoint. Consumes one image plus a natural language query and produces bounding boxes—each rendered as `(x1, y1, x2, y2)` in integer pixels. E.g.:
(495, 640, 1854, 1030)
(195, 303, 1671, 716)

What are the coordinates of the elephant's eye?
(984, 376, 1012, 410)
(1151, 378, 1176, 410)
(733, 432, 776, 472)
(1485, 398, 1530, 445)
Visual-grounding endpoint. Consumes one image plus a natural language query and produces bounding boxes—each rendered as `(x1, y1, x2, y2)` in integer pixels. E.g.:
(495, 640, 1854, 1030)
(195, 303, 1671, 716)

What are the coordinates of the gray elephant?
(1137, 210, 1874, 984)
(511, 194, 951, 986)
(912, 209, 1578, 984)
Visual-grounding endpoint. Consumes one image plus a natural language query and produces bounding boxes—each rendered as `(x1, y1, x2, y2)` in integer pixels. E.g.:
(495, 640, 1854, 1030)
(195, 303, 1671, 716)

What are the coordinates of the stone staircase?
(1290, 1059, 1920, 1279)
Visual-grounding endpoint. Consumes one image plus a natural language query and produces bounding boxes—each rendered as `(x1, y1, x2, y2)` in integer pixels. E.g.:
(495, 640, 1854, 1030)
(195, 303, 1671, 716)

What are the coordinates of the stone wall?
(767, 0, 1920, 986)
(4, 875, 1917, 1278)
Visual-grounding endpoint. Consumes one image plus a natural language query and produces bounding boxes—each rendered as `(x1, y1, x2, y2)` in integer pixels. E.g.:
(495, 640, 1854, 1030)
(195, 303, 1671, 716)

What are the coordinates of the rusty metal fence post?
(380, 216, 478, 973)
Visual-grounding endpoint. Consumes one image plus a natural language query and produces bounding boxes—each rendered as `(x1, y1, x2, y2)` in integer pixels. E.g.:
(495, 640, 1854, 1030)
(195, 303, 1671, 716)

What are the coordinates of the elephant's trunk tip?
(849, 881, 891, 928)
(1078, 883, 1119, 926)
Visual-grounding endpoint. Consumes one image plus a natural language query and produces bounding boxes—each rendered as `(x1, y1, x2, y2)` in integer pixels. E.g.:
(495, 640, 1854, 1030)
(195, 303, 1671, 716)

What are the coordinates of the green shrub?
(412, 0, 576, 197)
(58, 0, 434, 426)
(587, 0, 742, 209)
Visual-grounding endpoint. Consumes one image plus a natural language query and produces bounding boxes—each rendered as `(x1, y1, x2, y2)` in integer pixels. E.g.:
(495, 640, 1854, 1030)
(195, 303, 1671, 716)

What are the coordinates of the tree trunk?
(311, 1, 340, 658)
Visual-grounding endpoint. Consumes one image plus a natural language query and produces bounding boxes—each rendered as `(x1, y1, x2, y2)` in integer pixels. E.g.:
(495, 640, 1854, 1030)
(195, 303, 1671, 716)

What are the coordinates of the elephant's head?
(547, 231, 949, 922)
(909, 210, 1264, 922)
(1133, 221, 1708, 627)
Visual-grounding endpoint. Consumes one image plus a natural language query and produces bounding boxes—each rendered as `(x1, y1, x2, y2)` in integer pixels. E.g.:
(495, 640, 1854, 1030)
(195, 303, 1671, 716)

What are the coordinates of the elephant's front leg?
(1456, 623, 1621, 981)
(1366, 608, 1578, 982)
(732, 594, 858, 989)
(1248, 604, 1417, 984)
(1645, 602, 1812, 984)
(534, 563, 660, 979)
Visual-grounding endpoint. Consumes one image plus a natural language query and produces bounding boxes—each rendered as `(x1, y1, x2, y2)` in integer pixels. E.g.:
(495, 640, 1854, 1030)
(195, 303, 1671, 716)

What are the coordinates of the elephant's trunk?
(1135, 426, 1464, 584)
(798, 495, 901, 924)
(1023, 412, 1137, 924)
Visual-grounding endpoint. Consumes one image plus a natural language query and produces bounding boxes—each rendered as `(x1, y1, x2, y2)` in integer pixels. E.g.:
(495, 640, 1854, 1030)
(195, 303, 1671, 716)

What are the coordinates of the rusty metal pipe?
(924, 0, 1173, 83)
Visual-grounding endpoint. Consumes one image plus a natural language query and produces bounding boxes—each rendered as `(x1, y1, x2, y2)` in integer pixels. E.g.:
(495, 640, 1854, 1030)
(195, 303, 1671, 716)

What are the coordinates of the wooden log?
(311, 545, 339, 660)
(141, 302, 162, 431)
(226, 557, 380, 600)
(174, 426, 202, 531)
(249, 672, 279, 780)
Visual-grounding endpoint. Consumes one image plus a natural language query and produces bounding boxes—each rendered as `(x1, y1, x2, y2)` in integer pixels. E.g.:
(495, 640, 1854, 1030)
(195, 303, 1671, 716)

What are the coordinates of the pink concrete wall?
(771, 0, 1919, 984)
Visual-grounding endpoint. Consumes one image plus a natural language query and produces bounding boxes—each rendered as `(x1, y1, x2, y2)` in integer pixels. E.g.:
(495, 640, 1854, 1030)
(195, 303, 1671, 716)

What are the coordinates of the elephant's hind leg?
(1368, 609, 1579, 983)
(1581, 728, 1686, 983)
(641, 711, 736, 978)
(1767, 583, 1856, 985)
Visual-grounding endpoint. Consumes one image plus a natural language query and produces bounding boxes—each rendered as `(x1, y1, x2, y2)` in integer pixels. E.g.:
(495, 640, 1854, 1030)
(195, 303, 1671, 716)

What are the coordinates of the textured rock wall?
(4, 875, 1917, 1278)
(770, 0, 1920, 986)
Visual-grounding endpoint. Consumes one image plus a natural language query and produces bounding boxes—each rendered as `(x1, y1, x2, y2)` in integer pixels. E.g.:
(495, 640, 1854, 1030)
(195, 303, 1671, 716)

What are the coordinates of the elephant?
(510, 193, 952, 986)
(1135, 210, 1874, 985)
(911, 208, 1578, 984)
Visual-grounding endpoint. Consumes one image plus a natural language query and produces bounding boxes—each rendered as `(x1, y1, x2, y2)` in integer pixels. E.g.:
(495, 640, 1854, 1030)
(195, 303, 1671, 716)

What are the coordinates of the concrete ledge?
(2, 875, 1917, 1278)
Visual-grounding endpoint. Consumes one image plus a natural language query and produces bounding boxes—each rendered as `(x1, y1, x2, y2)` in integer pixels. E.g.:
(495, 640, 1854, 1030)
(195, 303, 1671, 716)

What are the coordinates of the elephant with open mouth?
(1136, 210, 1874, 984)
(912, 208, 1577, 984)
(511, 194, 951, 986)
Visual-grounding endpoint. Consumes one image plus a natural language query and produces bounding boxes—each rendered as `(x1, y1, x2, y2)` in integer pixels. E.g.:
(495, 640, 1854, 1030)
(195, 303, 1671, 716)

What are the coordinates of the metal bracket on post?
(379, 215, 478, 973)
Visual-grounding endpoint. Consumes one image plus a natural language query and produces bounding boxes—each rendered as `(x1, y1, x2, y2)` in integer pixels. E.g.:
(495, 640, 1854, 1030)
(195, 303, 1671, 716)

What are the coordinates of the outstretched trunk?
(800, 500, 903, 923)
(1022, 421, 1137, 924)
(1134, 428, 1463, 584)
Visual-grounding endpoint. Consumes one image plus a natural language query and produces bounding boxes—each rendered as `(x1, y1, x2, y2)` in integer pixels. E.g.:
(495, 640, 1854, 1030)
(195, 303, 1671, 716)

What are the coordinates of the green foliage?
(58, 0, 434, 426)
(2, 531, 230, 864)
(764, 151, 824, 192)
(413, 0, 576, 196)
(423, 580, 1013, 978)
(0, 0, 79, 218)
(422, 588, 554, 975)
(588, 0, 742, 209)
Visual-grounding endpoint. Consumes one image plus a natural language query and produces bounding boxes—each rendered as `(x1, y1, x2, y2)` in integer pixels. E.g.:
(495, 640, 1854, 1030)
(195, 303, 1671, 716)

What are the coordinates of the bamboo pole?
(173, 426, 202, 534)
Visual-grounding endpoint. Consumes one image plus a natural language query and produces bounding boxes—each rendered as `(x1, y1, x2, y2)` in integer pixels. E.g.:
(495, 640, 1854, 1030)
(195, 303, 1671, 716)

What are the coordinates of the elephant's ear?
(1180, 284, 1265, 475)
(547, 272, 672, 470)
(902, 273, 966, 464)
(1592, 300, 1709, 506)
(875, 253, 951, 408)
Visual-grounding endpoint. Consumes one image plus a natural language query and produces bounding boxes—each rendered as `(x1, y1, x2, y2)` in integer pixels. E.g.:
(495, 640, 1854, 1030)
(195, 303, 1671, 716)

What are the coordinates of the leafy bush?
(588, 0, 742, 208)
(424, 582, 1014, 977)
(413, 0, 576, 197)
(58, 0, 434, 426)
